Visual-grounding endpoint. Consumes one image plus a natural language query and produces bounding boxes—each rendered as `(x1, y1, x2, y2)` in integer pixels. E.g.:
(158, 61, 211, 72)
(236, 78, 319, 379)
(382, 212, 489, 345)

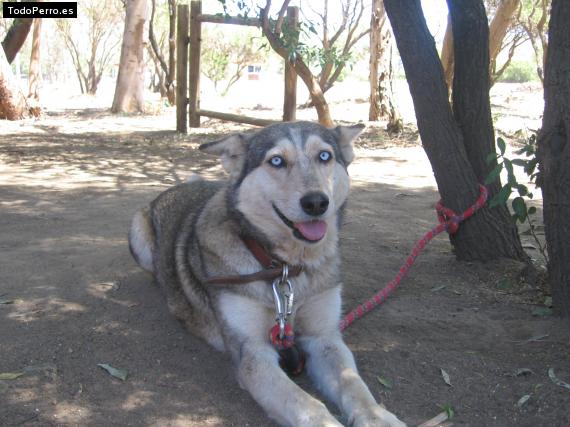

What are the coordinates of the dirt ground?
(1, 84, 569, 427)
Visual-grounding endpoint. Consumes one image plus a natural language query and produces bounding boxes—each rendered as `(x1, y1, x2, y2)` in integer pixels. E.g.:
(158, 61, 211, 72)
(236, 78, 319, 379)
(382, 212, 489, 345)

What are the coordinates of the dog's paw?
(352, 406, 406, 427)
(295, 403, 343, 427)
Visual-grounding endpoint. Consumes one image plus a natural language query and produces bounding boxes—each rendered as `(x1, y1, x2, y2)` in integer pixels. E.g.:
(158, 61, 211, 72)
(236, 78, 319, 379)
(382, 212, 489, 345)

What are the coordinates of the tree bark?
(448, 0, 525, 260)
(489, 0, 521, 77)
(149, 0, 176, 105)
(112, 0, 148, 113)
(384, 0, 526, 261)
(369, 0, 382, 121)
(440, 13, 454, 94)
(1, 18, 34, 64)
(537, 0, 570, 317)
(370, 0, 401, 131)
(28, 17, 42, 102)
(441, 0, 521, 92)
(0, 47, 29, 120)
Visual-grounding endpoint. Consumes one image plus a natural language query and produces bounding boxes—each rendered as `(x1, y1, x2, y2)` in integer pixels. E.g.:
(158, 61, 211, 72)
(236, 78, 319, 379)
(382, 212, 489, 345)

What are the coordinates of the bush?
(498, 60, 538, 83)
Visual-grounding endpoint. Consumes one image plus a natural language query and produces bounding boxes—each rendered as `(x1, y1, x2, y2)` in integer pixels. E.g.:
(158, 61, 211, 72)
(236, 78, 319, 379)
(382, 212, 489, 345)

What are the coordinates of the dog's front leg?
(218, 293, 342, 427)
(237, 342, 343, 427)
(297, 289, 406, 427)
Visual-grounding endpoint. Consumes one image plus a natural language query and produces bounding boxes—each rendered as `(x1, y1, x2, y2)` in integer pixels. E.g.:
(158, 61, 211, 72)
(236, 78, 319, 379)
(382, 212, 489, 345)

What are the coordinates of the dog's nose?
(300, 192, 329, 216)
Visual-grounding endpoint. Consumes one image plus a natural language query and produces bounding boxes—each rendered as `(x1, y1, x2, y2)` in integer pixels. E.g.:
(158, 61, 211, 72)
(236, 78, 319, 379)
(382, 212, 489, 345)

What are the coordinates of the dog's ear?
(199, 134, 248, 175)
(334, 124, 364, 165)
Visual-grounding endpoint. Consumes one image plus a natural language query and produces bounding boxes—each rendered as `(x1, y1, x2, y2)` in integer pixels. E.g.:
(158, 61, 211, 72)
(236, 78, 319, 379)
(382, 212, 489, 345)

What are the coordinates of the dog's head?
(200, 121, 363, 252)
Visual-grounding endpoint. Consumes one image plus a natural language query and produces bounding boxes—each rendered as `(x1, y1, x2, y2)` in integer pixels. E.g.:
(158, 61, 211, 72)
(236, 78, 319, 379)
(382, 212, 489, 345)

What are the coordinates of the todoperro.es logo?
(2, 2, 78, 18)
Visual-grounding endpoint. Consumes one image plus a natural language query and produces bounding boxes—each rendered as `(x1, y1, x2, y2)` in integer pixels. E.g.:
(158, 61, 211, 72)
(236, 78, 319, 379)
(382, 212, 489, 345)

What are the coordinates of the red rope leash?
(339, 184, 488, 331)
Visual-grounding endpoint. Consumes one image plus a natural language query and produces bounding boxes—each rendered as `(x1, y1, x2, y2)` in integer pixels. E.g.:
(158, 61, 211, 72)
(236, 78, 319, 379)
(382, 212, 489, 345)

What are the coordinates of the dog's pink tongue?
(294, 220, 327, 241)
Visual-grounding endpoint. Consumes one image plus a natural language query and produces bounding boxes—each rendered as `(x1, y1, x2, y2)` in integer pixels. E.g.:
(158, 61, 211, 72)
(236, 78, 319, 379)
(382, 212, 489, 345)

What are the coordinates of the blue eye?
(269, 156, 285, 168)
(319, 151, 332, 162)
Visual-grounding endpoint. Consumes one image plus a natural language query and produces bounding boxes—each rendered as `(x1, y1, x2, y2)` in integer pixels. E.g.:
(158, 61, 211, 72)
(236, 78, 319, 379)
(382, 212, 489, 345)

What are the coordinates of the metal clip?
(271, 264, 295, 339)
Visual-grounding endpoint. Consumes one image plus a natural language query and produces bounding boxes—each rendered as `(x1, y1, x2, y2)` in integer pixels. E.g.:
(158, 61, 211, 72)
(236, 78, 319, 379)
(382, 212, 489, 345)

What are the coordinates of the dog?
(129, 121, 406, 427)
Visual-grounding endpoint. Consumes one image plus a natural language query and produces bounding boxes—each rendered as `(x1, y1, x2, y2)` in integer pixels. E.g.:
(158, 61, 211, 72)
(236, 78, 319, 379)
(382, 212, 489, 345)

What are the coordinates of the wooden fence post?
(283, 6, 298, 122)
(176, 4, 189, 133)
(189, 0, 202, 127)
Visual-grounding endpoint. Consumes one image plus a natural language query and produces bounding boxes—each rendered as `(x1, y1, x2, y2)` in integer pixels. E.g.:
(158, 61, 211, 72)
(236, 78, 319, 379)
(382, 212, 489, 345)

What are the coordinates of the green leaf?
(490, 184, 512, 208)
(97, 364, 128, 381)
(376, 375, 393, 389)
(516, 184, 528, 197)
(0, 372, 24, 380)
(486, 152, 499, 164)
(440, 403, 455, 419)
(511, 159, 527, 167)
(497, 137, 507, 155)
(485, 162, 503, 185)
(503, 159, 516, 185)
(512, 197, 528, 223)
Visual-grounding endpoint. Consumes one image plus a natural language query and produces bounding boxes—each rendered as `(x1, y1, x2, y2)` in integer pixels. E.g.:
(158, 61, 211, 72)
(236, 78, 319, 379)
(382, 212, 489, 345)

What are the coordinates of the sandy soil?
(1, 83, 569, 427)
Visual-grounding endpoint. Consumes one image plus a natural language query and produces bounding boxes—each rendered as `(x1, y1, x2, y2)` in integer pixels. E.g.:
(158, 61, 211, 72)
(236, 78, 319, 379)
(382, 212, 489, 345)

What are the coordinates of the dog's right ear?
(199, 134, 248, 175)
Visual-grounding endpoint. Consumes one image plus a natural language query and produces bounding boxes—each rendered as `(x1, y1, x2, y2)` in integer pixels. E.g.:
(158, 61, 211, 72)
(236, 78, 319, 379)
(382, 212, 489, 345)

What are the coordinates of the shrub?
(498, 60, 538, 83)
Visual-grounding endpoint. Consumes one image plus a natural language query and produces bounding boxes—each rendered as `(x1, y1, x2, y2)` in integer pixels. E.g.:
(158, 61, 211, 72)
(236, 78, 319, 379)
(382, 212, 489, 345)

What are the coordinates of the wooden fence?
(176, 1, 299, 132)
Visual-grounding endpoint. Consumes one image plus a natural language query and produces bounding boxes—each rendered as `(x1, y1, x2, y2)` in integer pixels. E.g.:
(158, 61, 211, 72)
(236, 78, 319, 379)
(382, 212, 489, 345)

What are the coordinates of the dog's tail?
(129, 207, 155, 273)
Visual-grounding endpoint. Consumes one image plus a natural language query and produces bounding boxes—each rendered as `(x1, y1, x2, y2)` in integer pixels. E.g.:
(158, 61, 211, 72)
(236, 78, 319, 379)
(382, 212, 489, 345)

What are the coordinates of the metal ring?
(281, 263, 289, 284)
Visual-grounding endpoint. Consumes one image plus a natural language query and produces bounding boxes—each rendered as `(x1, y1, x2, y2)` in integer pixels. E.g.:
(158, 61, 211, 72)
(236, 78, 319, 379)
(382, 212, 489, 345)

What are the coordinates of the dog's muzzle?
(272, 203, 328, 243)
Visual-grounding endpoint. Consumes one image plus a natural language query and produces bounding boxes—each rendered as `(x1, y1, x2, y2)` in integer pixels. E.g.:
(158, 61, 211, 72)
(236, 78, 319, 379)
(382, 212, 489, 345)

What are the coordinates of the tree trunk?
(149, 0, 176, 105)
(384, 0, 527, 261)
(1, 18, 34, 64)
(369, 0, 401, 131)
(28, 18, 42, 102)
(112, 0, 148, 114)
(440, 13, 454, 93)
(369, 0, 382, 121)
(0, 47, 29, 120)
(167, 0, 176, 105)
(441, 0, 521, 93)
(489, 0, 521, 77)
(447, 0, 525, 260)
(537, 0, 570, 317)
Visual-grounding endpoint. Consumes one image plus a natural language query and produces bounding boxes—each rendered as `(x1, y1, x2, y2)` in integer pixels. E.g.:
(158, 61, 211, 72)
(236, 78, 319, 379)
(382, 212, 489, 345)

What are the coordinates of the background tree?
(148, 0, 176, 104)
(1, 16, 33, 64)
(28, 17, 42, 103)
(0, 5, 35, 119)
(368, 0, 402, 132)
(536, 0, 570, 316)
(201, 28, 268, 96)
(219, 0, 368, 126)
(300, 0, 369, 106)
(55, 0, 122, 95)
(517, 0, 550, 84)
(0, 45, 30, 119)
(384, 0, 526, 261)
(441, 0, 527, 89)
(112, 0, 148, 113)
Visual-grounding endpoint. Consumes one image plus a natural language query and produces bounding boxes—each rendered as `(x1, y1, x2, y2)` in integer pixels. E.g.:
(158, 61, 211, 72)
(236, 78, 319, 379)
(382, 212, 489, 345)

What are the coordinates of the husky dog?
(129, 121, 405, 427)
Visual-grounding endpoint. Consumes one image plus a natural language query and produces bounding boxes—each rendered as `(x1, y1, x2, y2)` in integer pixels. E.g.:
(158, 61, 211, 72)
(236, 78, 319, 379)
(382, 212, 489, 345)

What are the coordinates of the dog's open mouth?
(273, 204, 327, 242)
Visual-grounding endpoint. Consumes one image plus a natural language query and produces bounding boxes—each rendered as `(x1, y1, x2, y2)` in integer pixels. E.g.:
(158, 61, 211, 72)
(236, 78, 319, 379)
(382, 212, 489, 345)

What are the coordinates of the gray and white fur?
(129, 121, 406, 427)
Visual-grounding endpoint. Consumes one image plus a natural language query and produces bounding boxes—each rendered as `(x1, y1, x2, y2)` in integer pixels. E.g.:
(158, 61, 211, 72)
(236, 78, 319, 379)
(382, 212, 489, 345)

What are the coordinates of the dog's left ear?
(334, 123, 365, 165)
(199, 134, 248, 175)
